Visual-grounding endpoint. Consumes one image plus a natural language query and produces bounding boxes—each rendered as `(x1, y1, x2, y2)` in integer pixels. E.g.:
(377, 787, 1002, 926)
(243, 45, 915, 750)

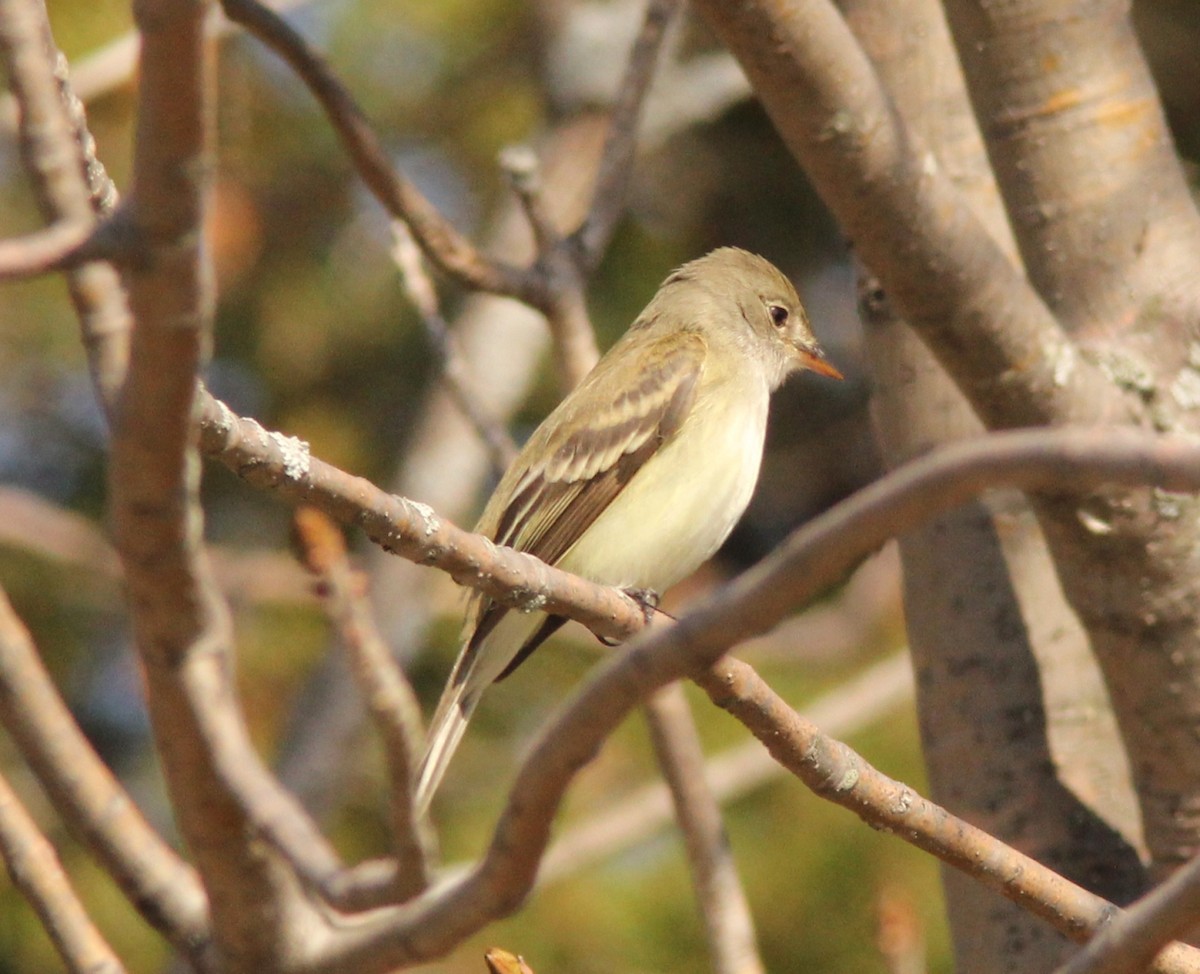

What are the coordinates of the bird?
(415, 247, 842, 813)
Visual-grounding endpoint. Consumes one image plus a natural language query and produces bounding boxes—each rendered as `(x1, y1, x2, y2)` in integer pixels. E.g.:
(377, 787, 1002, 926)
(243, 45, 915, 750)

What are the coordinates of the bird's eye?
(768, 305, 789, 328)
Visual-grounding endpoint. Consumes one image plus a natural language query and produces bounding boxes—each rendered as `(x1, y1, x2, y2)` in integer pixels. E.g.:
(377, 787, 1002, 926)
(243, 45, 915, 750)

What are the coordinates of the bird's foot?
(598, 588, 671, 646)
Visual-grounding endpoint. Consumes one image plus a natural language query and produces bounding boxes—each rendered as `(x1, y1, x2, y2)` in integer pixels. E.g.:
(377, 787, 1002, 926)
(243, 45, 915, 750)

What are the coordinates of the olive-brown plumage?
(415, 248, 841, 812)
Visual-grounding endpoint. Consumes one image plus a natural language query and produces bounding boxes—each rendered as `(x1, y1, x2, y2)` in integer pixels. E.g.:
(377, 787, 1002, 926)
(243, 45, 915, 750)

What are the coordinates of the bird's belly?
(557, 390, 767, 592)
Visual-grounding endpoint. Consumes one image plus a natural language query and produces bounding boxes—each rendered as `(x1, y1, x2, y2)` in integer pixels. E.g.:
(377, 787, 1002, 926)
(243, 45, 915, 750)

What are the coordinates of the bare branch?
(1054, 852, 1200, 974)
(0, 0, 127, 403)
(294, 507, 435, 901)
(0, 218, 98, 279)
(0, 772, 127, 974)
(539, 650, 912, 885)
(217, 0, 541, 304)
(698, 655, 1147, 955)
(644, 684, 764, 974)
(310, 427, 1200, 972)
(571, 0, 681, 270)
(111, 0, 330, 958)
(390, 223, 518, 475)
(0, 586, 212, 962)
(202, 397, 1200, 653)
(196, 390, 650, 644)
(498, 146, 562, 256)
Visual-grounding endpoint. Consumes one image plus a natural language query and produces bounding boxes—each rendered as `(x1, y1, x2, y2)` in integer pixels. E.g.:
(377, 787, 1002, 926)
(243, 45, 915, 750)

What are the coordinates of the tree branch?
(0, 585, 213, 964)
(307, 427, 1200, 972)
(644, 683, 765, 974)
(689, 0, 1131, 431)
(539, 650, 912, 885)
(0, 0, 127, 404)
(0, 218, 102, 279)
(390, 223, 518, 475)
(1054, 851, 1200, 974)
(196, 390, 649, 644)
(570, 0, 681, 271)
(294, 507, 434, 902)
(0, 771, 127, 974)
(692, 656, 1200, 973)
(217, 0, 541, 305)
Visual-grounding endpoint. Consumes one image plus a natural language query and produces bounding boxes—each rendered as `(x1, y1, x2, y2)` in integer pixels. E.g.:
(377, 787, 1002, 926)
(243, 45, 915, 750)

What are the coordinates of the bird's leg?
(598, 588, 670, 646)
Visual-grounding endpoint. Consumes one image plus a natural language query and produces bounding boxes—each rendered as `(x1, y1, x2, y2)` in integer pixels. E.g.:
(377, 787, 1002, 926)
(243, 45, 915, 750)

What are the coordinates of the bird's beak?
(795, 343, 844, 380)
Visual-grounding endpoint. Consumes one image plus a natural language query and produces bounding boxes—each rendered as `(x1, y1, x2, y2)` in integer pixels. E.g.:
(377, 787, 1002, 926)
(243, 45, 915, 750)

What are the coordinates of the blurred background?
(1, 0, 1197, 970)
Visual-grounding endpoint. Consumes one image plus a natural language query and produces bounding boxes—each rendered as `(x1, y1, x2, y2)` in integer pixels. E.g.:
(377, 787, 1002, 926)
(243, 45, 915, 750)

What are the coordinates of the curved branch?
(0, 586, 212, 962)
(217, 0, 541, 305)
(0, 772, 127, 974)
(307, 427, 1200, 973)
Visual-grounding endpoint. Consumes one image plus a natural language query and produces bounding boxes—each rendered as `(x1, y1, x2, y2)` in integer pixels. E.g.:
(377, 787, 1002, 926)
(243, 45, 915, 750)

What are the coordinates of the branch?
(644, 684, 765, 974)
(570, 0, 681, 270)
(308, 427, 1200, 972)
(196, 390, 649, 644)
(294, 507, 435, 901)
(0, 772, 127, 974)
(0, 0, 127, 404)
(0, 586, 212, 963)
(390, 223, 518, 474)
(1054, 852, 1200, 974)
(203, 400, 1200, 651)
(112, 0, 330, 957)
(0, 218, 100, 279)
(217, 0, 541, 304)
(689, 0, 1131, 432)
(539, 650, 912, 884)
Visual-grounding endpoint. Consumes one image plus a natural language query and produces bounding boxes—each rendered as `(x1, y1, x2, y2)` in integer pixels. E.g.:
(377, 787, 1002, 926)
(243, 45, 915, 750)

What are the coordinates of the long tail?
(414, 676, 478, 816)
(415, 609, 549, 815)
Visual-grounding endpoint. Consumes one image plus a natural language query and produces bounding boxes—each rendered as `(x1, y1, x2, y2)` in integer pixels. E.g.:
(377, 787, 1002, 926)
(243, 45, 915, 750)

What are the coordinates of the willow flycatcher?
(416, 247, 842, 812)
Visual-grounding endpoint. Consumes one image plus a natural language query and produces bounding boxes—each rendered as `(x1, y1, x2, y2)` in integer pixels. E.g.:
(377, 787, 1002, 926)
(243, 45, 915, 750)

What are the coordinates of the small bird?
(415, 247, 842, 812)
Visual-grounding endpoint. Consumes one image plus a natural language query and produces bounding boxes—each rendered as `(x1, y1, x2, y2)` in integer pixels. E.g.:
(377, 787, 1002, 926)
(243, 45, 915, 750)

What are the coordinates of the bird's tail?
(415, 609, 548, 815)
(414, 676, 479, 816)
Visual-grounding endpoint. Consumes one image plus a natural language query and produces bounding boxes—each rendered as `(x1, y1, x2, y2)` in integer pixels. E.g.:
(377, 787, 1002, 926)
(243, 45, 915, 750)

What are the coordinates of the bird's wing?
(467, 329, 706, 672)
(414, 332, 705, 813)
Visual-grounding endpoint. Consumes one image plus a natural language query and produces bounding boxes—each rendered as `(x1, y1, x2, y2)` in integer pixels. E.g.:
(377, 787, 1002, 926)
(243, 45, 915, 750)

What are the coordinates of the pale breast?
(557, 371, 770, 592)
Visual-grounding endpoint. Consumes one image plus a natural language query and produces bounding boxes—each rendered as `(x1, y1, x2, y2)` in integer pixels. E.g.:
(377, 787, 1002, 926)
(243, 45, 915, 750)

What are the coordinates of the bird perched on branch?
(415, 247, 842, 813)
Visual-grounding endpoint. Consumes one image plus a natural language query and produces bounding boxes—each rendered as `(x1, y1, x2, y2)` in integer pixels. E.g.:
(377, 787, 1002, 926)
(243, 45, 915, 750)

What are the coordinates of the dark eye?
(769, 305, 789, 328)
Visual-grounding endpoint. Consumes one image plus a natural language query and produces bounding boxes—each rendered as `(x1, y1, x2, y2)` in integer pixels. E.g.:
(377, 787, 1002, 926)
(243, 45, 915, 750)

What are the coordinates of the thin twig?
(644, 683, 765, 974)
(0, 0, 128, 404)
(0, 219, 98, 279)
(391, 223, 518, 475)
(217, 0, 541, 305)
(498, 146, 561, 255)
(0, 772, 127, 974)
(536, 0, 683, 389)
(294, 507, 435, 900)
(0, 586, 212, 963)
(570, 0, 682, 270)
